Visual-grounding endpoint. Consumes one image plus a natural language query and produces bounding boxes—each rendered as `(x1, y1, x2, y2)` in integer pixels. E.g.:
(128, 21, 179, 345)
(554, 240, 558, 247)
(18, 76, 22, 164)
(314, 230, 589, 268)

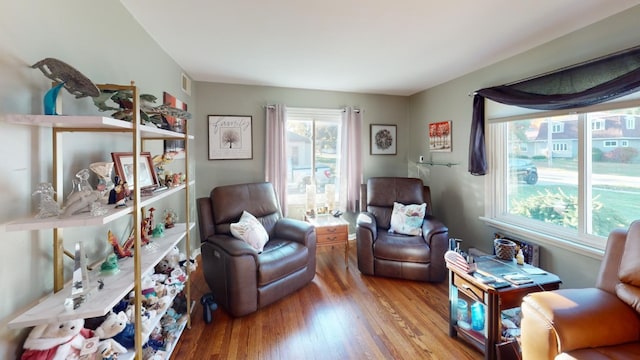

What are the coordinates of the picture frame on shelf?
(111, 151, 159, 190)
(429, 120, 452, 152)
(208, 115, 253, 160)
(370, 124, 397, 155)
(163, 92, 187, 159)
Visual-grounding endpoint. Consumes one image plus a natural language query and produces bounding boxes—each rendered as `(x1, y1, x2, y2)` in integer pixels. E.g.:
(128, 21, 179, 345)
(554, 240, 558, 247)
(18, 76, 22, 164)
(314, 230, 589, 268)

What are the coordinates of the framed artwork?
(111, 151, 159, 190)
(370, 124, 397, 155)
(163, 91, 187, 159)
(208, 115, 253, 160)
(429, 120, 452, 152)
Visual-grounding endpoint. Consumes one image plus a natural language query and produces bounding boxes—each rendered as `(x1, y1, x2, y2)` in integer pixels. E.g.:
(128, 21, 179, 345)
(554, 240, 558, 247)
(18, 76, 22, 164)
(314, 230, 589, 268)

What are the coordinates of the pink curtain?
(340, 107, 363, 212)
(265, 104, 288, 215)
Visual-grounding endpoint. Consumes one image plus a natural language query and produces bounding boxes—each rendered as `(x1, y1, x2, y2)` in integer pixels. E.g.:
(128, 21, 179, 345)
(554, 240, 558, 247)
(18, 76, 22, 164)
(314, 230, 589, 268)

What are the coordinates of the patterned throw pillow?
(389, 202, 427, 236)
(230, 211, 269, 252)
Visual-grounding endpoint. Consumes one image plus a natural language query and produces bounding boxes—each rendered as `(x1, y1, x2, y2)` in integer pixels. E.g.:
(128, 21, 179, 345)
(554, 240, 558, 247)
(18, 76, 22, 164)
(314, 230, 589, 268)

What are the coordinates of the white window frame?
(621, 140, 629, 147)
(482, 98, 640, 259)
(627, 116, 636, 130)
(603, 140, 618, 147)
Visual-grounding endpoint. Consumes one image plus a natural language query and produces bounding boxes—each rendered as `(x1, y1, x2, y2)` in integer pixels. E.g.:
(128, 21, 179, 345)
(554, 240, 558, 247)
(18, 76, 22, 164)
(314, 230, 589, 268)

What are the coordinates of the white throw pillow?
(389, 202, 426, 236)
(230, 211, 269, 252)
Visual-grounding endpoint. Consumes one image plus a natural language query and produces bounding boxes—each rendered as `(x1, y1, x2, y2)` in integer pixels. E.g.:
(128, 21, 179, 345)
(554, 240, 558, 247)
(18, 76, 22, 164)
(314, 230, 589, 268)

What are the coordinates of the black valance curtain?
(469, 46, 640, 175)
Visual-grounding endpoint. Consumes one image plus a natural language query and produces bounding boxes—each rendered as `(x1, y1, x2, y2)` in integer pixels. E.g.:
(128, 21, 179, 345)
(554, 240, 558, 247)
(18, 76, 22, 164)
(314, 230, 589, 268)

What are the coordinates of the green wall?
(408, 4, 640, 289)
(193, 82, 408, 199)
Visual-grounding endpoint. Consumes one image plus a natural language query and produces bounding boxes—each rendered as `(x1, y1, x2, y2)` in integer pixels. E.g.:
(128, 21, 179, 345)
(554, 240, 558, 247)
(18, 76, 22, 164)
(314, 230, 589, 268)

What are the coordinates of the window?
(552, 143, 568, 152)
(486, 101, 640, 251)
(551, 122, 564, 133)
(285, 108, 342, 218)
(591, 119, 605, 131)
(627, 116, 636, 130)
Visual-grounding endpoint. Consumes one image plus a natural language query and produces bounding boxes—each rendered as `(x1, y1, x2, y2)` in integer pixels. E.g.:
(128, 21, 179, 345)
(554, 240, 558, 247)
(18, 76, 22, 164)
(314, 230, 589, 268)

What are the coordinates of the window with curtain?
(285, 108, 343, 219)
(485, 99, 640, 251)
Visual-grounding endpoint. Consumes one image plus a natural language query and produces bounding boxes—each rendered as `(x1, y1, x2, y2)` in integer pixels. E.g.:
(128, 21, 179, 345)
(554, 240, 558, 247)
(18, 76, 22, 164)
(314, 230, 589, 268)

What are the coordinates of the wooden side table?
(447, 256, 561, 360)
(305, 214, 349, 267)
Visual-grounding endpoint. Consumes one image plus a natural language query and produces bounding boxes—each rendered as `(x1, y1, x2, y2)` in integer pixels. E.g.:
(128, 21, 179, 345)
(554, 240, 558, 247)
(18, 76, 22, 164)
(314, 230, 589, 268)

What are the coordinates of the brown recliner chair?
(196, 182, 316, 317)
(521, 220, 640, 359)
(356, 177, 449, 282)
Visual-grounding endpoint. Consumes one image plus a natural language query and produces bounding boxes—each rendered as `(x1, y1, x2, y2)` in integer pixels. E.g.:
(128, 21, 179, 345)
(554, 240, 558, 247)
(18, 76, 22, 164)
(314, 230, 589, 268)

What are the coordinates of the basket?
(494, 238, 517, 260)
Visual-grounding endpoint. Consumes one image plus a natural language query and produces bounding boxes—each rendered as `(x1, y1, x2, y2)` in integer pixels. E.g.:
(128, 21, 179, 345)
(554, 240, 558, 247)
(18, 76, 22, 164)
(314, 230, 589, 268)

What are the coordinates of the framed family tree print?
(370, 124, 397, 155)
(208, 115, 253, 160)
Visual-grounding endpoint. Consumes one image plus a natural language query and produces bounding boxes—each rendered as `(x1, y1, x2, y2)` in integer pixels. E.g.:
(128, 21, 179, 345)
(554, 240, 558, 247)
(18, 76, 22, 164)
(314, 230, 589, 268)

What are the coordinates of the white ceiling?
(120, 0, 640, 96)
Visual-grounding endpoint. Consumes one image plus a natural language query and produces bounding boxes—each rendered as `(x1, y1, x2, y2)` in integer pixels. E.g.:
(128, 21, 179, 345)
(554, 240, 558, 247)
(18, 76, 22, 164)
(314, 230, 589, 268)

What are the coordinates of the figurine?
(100, 253, 120, 275)
(152, 224, 165, 238)
(152, 154, 173, 187)
(31, 57, 100, 115)
(109, 175, 130, 207)
(32, 182, 60, 218)
(141, 208, 155, 245)
(89, 161, 115, 201)
(164, 208, 177, 229)
(108, 230, 133, 259)
(62, 189, 101, 217)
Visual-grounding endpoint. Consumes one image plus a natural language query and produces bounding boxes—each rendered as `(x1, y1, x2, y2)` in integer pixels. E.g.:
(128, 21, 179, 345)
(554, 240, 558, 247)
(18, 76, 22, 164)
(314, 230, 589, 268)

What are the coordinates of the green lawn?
(510, 184, 640, 236)
(533, 158, 640, 177)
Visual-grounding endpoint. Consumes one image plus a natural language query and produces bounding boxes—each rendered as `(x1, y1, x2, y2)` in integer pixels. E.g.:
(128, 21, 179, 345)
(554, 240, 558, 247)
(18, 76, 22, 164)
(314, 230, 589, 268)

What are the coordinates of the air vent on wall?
(181, 72, 191, 96)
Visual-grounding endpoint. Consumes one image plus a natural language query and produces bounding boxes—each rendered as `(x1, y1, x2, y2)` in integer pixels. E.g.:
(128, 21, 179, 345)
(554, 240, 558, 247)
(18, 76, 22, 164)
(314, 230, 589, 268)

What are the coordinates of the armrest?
(356, 212, 377, 275)
(356, 212, 377, 239)
(204, 234, 259, 258)
(273, 218, 315, 247)
(522, 288, 640, 359)
(422, 215, 449, 282)
(422, 215, 447, 244)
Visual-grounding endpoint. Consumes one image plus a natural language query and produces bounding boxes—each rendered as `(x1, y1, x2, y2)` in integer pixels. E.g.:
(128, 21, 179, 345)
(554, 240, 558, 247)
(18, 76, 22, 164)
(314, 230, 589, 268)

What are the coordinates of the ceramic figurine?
(100, 253, 120, 275)
(164, 208, 177, 229)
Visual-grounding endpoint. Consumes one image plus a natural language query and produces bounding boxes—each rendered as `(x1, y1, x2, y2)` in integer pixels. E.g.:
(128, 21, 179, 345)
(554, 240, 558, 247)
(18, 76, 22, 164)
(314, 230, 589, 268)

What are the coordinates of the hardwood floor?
(171, 242, 483, 360)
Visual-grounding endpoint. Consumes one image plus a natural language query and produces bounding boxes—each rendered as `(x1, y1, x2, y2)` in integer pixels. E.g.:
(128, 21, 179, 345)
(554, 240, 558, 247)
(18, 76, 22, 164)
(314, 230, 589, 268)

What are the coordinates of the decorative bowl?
(494, 238, 517, 260)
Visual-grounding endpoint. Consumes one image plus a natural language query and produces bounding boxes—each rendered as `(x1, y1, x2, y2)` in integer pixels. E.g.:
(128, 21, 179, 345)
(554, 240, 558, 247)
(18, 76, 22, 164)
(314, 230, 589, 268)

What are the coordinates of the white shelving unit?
(3, 84, 194, 359)
(7, 223, 193, 328)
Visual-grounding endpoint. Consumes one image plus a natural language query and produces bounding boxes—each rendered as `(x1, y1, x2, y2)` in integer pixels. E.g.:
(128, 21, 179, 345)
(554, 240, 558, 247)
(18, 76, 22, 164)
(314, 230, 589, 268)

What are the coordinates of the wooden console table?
(305, 214, 349, 267)
(447, 256, 561, 359)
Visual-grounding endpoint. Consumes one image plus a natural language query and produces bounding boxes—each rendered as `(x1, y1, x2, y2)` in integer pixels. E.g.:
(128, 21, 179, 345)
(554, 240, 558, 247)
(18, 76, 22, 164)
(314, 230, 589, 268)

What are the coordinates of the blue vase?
(43, 82, 65, 115)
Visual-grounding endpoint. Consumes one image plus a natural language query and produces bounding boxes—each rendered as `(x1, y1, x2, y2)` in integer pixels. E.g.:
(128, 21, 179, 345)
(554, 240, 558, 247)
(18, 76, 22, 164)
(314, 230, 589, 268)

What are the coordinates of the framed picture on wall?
(370, 124, 397, 155)
(208, 115, 253, 160)
(429, 120, 452, 152)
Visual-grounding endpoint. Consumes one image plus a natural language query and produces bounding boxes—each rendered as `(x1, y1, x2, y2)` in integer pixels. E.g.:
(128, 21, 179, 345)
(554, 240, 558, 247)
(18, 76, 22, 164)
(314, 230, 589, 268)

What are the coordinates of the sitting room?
(2, 1, 640, 359)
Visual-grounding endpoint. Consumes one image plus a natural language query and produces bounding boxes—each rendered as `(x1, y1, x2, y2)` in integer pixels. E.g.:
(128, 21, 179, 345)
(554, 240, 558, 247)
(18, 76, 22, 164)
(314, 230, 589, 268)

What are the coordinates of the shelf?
(6, 183, 191, 231)
(417, 161, 459, 167)
(7, 223, 195, 329)
(119, 300, 195, 360)
(2, 114, 194, 140)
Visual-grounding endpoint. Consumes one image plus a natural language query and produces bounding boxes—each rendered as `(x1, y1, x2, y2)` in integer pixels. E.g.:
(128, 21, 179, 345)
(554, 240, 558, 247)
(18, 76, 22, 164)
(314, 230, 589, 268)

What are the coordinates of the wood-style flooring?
(171, 242, 483, 360)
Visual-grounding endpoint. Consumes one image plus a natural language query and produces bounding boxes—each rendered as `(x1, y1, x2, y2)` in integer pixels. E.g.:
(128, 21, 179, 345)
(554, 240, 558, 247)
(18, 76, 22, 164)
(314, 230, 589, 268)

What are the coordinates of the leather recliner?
(521, 220, 640, 359)
(196, 182, 316, 317)
(356, 177, 449, 282)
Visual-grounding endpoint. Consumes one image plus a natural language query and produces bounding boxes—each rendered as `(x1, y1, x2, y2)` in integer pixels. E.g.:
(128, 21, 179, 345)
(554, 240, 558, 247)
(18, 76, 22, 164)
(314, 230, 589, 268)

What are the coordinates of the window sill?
(479, 217, 604, 261)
